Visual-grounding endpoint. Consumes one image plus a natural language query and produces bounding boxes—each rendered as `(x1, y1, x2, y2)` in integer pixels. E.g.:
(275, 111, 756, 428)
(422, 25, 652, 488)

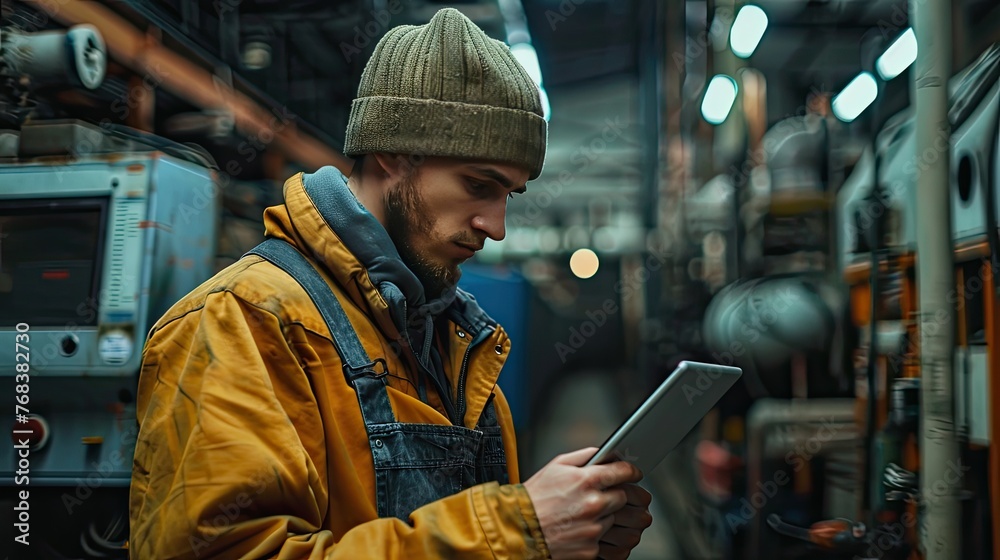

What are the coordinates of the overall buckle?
(343, 358, 389, 382)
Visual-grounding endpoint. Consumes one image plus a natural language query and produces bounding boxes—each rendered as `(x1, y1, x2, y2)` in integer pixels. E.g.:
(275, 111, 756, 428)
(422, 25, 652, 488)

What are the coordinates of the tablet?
(585, 361, 742, 473)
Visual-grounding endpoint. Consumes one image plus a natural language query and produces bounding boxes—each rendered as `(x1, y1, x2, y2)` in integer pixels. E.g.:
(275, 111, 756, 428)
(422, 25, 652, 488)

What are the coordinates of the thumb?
(552, 447, 600, 467)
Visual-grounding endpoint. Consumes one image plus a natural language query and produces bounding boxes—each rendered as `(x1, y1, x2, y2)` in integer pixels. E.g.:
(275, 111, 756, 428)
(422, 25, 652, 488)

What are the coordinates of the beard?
(384, 172, 461, 300)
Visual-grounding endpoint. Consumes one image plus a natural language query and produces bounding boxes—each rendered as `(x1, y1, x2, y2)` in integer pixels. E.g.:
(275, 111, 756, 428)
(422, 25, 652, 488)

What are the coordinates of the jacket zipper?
(402, 300, 459, 424)
(456, 327, 492, 426)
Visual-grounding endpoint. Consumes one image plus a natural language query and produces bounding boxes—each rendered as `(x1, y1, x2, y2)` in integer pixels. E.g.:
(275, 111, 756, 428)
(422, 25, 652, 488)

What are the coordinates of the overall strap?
(246, 238, 397, 425)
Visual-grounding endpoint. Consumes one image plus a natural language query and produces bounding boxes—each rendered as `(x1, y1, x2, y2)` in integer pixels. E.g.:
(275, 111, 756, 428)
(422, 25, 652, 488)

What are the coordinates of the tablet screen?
(585, 361, 742, 473)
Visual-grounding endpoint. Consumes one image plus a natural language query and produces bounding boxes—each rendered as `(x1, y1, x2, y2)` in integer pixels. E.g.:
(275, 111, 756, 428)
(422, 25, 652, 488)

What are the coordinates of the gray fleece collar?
(300, 166, 495, 337)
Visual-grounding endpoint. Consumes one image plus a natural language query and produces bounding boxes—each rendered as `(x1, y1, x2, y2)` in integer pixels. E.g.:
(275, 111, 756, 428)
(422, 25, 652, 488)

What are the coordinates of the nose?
(471, 200, 507, 241)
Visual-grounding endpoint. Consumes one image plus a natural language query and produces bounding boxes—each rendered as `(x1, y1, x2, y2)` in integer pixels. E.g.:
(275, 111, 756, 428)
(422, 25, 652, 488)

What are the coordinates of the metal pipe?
(27, 0, 353, 175)
(910, 0, 960, 557)
(984, 262, 1000, 560)
(863, 184, 881, 524)
(745, 399, 856, 555)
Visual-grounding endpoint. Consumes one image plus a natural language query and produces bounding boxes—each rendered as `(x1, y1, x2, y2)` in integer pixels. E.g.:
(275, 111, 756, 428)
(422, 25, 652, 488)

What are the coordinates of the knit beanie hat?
(343, 8, 547, 179)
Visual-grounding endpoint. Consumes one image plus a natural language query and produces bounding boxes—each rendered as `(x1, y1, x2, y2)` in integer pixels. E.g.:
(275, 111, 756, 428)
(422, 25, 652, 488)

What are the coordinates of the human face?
(383, 157, 529, 299)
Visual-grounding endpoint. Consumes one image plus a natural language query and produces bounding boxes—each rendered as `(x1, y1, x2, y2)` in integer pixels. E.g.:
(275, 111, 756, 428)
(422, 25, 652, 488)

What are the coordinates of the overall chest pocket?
(369, 423, 483, 520)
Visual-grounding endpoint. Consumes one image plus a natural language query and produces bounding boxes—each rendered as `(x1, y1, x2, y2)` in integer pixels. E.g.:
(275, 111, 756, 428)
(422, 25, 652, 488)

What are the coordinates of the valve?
(767, 514, 911, 559)
(767, 514, 868, 554)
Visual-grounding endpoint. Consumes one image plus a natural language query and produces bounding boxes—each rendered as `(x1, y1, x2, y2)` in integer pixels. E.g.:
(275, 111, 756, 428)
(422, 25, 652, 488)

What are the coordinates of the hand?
(597, 482, 653, 560)
(523, 448, 648, 560)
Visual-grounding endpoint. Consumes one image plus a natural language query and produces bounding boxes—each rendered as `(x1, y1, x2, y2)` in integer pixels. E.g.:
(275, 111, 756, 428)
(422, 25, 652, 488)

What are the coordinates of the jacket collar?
(272, 166, 496, 342)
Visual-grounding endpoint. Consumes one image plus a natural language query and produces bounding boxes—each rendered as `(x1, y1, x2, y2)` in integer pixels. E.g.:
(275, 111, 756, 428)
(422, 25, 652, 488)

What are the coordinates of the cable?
(87, 517, 128, 552)
(98, 122, 219, 170)
(883, 462, 918, 491)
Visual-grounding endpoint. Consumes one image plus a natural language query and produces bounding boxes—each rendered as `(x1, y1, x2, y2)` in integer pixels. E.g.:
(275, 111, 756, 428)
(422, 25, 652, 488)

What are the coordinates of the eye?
(466, 182, 489, 197)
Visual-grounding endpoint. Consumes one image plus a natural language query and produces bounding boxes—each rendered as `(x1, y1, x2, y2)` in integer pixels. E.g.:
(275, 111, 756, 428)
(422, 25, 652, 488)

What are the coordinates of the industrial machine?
(0, 120, 219, 557)
(696, 43, 1000, 560)
(6, 1, 1000, 558)
(0, 14, 220, 555)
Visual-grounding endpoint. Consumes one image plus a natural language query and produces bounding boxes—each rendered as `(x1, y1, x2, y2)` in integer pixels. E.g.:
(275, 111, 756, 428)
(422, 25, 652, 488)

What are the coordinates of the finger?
(597, 513, 616, 536)
(590, 460, 643, 489)
(553, 447, 601, 466)
(600, 525, 644, 550)
(597, 536, 633, 560)
(597, 542, 631, 560)
(597, 487, 629, 517)
(612, 483, 653, 508)
(609, 503, 653, 530)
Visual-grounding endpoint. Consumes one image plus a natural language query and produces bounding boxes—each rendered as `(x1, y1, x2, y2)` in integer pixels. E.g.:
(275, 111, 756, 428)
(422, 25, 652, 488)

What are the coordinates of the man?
(129, 7, 652, 559)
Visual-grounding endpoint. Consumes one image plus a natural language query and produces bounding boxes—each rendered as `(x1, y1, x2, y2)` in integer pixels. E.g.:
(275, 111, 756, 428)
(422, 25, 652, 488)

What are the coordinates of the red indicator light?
(42, 270, 70, 280)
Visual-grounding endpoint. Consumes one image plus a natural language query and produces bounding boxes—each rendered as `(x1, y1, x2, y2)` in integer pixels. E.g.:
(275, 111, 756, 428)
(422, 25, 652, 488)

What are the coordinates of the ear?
(370, 153, 412, 180)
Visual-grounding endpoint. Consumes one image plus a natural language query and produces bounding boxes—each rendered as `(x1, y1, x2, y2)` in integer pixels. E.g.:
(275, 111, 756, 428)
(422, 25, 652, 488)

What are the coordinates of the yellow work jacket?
(129, 167, 550, 559)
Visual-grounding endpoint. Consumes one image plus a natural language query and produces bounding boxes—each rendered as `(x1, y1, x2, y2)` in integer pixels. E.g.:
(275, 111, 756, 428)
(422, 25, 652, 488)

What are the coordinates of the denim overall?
(248, 238, 509, 520)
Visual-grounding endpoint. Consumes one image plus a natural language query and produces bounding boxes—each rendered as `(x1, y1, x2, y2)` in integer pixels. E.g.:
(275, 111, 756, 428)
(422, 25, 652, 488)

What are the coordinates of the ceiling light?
(832, 72, 878, 122)
(510, 43, 549, 120)
(539, 88, 551, 121)
(701, 75, 739, 125)
(569, 248, 600, 279)
(510, 43, 542, 85)
(876, 28, 917, 80)
(242, 41, 271, 70)
(730, 5, 768, 58)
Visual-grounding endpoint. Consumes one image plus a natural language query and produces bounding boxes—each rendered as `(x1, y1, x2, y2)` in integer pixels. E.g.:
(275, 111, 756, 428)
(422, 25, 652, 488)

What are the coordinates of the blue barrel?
(459, 264, 529, 429)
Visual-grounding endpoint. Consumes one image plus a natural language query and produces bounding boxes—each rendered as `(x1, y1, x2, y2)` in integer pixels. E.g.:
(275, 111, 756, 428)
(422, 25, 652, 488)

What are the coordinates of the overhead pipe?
(910, 0, 961, 558)
(26, 0, 353, 175)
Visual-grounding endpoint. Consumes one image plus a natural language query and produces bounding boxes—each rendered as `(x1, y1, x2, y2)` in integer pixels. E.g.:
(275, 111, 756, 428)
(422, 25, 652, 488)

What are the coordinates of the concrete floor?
(524, 370, 683, 560)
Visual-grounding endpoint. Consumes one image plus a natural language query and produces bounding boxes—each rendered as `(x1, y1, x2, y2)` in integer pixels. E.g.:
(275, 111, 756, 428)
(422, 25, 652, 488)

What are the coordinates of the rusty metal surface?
(27, 0, 352, 175)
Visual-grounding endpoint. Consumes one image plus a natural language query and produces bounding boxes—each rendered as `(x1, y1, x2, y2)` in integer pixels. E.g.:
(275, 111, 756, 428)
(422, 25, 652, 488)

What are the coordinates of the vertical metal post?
(911, 0, 960, 557)
(218, 0, 240, 67)
(637, 0, 664, 386)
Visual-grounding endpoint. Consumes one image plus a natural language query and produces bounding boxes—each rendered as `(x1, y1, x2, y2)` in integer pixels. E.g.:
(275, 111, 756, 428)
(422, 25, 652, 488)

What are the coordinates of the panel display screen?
(0, 197, 108, 327)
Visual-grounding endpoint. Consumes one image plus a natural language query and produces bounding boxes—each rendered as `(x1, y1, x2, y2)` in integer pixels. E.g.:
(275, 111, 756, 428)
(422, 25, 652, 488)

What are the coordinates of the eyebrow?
(468, 166, 527, 193)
